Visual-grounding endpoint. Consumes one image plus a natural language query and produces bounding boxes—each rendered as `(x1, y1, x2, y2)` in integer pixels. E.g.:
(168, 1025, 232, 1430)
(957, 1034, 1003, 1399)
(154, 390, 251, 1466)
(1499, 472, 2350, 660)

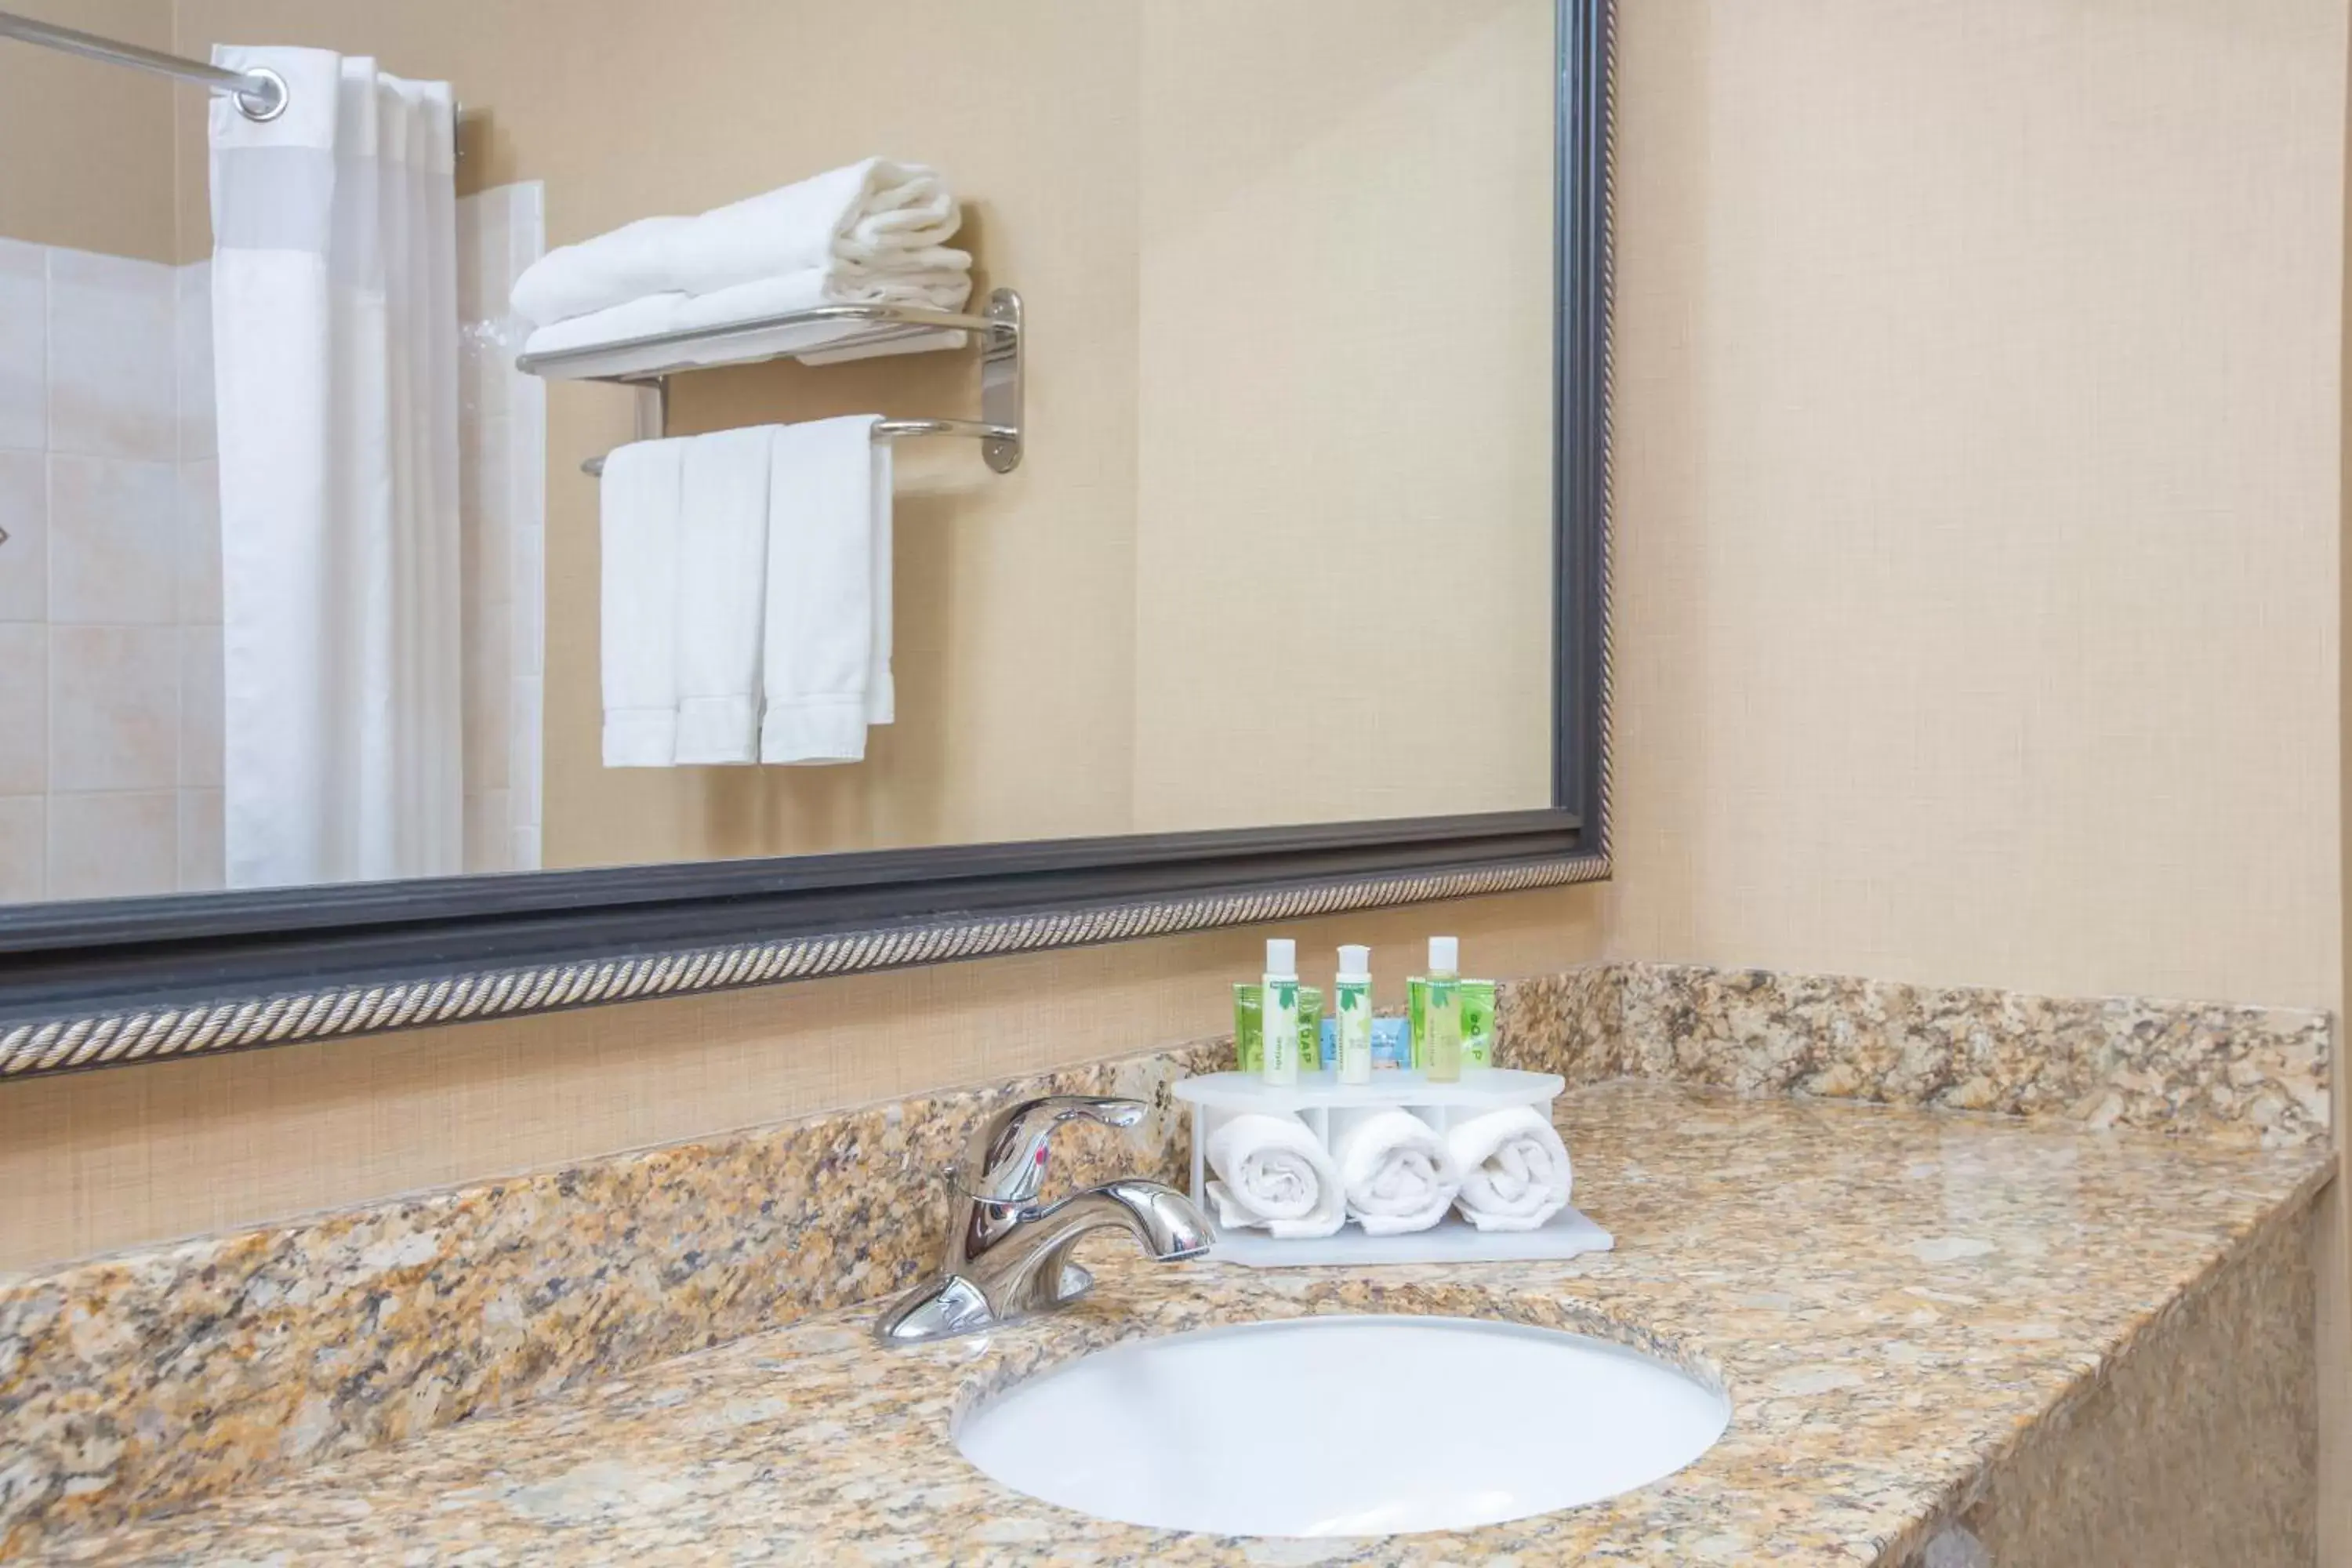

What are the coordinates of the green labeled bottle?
(1261, 938, 1300, 1086)
(1334, 944, 1374, 1085)
(1423, 935, 1463, 1083)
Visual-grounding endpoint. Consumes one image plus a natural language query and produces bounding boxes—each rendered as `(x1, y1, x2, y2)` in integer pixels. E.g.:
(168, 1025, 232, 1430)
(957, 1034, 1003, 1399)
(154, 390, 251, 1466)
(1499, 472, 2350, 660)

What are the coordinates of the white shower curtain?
(211, 48, 463, 888)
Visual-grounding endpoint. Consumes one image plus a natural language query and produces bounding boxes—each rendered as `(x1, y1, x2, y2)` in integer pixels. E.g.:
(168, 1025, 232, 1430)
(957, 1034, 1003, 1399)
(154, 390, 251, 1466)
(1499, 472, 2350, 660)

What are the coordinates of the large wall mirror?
(0, 0, 1608, 1075)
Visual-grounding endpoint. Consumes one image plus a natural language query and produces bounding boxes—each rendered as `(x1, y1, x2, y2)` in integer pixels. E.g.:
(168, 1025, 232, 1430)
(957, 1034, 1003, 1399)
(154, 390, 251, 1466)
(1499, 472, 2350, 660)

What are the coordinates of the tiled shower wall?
(0, 183, 546, 900)
(459, 183, 550, 877)
(0, 238, 217, 901)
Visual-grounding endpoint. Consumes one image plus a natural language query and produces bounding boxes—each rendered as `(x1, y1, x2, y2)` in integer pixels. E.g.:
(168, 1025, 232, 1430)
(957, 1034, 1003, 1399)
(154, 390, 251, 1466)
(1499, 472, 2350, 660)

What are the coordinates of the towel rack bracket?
(978, 288, 1023, 475)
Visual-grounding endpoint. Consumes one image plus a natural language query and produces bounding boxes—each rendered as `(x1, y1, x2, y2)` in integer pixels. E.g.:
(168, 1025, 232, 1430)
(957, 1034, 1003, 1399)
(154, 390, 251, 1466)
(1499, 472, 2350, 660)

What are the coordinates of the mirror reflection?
(0, 0, 1559, 900)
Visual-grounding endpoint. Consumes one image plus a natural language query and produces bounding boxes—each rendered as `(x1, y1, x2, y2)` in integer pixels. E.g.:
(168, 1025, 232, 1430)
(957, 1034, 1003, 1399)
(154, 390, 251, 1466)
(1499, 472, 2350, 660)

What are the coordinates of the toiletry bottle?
(1262, 938, 1301, 1086)
(1335, 945, 1374, 1085)
(1424, 935, 1463, 1083)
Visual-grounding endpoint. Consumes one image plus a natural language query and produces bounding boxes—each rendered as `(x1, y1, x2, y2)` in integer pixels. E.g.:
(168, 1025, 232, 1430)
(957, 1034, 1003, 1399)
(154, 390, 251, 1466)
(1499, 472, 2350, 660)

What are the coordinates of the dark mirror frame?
(0, 0, 1612, 1080)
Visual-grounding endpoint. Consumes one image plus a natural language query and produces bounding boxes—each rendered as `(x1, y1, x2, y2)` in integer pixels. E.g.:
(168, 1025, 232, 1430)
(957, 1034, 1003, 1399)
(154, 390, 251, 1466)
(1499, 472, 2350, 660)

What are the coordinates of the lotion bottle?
(1261, 938, 1301, 1086)
(1424, 935, 1464, 1083)
(1334, 945, 1374, 1085)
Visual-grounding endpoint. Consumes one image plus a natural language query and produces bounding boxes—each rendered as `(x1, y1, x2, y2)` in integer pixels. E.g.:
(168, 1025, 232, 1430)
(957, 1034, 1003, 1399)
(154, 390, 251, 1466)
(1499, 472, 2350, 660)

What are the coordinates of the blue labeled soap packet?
(1317, 1014, 1414, 1072)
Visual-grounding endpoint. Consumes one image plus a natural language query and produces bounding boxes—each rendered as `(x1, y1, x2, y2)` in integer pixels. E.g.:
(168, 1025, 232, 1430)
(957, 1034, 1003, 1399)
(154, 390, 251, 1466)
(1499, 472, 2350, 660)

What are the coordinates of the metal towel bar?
(579, 418, 1017, 477)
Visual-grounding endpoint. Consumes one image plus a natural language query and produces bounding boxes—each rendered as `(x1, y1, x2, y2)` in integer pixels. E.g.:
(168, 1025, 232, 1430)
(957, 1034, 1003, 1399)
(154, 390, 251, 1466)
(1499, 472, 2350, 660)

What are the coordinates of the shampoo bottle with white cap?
(1423, 935, 1464, 1083)
(1334, 945, 1374, 1084)
(1261, 938, 1301, 1086)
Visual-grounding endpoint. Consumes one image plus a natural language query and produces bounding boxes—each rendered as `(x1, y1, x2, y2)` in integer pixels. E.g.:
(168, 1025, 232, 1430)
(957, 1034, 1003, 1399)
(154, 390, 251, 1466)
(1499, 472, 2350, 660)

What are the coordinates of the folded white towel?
(599, 438, 688, 767)
(520, 267, 975, 377)
(671, 427, 775, 764)
(1331, 1109, 1461, 1236)
(511, 158, 967, 328)
(760, 416, 893, 763)
(1447, 1107, 1573, 1232)
(1205, 1113, 1345, 1240)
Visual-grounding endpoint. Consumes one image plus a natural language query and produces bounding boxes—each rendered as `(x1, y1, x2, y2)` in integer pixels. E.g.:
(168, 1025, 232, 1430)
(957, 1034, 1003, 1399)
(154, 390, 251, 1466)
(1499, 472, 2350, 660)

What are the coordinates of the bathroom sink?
(953, 1314, 1729, 1537)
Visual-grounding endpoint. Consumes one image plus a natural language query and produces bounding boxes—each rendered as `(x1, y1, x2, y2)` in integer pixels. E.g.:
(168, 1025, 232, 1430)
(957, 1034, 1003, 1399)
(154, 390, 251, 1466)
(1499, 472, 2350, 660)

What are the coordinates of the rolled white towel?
(511, 158, 967, 328)
(1448, 1107, 1573, 1232)
(1332, 1109, 1461, 1236)
(1205, 1113, 1345, 1240)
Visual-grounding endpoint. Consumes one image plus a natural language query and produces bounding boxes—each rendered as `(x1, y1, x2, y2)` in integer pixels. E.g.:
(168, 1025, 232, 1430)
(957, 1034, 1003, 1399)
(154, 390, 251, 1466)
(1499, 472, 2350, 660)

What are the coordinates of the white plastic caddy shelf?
(1171, 1068, 1614, 1269)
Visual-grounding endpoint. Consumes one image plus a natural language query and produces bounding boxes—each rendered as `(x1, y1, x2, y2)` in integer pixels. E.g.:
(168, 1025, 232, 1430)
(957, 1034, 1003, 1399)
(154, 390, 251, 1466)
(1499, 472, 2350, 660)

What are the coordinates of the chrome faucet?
(876, 1094, 1213, 1345)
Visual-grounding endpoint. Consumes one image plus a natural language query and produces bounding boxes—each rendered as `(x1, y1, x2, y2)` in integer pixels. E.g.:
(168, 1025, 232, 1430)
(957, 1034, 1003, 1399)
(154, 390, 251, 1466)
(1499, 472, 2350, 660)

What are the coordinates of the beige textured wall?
(1606, 0, 2345, 1015)
(0, 0, 178, 259)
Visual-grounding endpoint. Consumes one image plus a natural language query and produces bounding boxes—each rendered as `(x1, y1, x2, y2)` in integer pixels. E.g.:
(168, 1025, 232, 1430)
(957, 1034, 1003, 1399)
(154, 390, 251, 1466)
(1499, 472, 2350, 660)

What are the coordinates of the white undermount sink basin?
(954, 1315, 1730, 1537)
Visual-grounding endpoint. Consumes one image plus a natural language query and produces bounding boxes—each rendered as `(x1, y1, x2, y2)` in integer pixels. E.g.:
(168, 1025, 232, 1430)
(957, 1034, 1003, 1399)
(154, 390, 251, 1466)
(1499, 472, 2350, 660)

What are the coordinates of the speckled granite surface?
(38, 1081, 2329, 1566)
(0, 961, 2331, 1559)
(1922, 1186, 2317, 1566)
(0, 1039, 1226, 1553)
(1501, 964, 2331, 1147)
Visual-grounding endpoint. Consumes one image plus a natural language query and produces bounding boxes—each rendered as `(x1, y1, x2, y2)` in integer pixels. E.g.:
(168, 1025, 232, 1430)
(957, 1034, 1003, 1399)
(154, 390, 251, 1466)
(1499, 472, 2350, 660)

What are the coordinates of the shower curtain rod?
(0, 6, 286, 121)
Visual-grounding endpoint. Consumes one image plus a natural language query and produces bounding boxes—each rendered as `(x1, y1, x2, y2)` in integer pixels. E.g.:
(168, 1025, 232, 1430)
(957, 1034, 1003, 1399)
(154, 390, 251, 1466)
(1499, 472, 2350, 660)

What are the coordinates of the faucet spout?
(877, 1178, 1212, 1345)
(964, 1178, 1213, 1326)
(1037, 1178, 1217, 1264)
(877, 1096, 1217, 1347)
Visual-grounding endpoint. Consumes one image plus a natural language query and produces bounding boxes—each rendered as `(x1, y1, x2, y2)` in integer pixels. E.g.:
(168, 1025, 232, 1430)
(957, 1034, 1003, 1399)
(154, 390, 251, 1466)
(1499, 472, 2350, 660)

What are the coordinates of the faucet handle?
(958, 1094, 1148, 1204)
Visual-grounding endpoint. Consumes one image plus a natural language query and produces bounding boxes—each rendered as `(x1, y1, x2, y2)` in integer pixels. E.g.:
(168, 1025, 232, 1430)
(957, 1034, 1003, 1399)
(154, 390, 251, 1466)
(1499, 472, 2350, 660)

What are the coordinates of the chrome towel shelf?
(518, 288, 1024, 476)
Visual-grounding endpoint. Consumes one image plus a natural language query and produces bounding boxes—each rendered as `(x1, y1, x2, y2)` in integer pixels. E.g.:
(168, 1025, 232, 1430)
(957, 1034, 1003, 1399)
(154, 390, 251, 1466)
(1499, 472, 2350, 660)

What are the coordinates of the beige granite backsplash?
(1498, 962, 2332, 1148)
(0, 960, 2331, 1555)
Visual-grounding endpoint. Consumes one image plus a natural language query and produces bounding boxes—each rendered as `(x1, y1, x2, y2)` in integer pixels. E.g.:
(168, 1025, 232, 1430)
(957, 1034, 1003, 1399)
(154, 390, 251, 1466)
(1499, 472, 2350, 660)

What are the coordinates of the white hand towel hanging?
(600, 438, 688, 766)
(760, 416, 893, 764)
(672, 427, 775, 764)
(510, 158, 968, 328)
(1446, 1107, 1573, 1232)
(1206, 1114, 1346, 1240)
(1331, 1109, 1461, 1236)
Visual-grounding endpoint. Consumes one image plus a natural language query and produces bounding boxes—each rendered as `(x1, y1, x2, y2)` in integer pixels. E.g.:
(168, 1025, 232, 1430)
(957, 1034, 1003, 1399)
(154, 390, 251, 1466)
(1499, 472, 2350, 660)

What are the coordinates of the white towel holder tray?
(1171, 1069, 1614, 1269)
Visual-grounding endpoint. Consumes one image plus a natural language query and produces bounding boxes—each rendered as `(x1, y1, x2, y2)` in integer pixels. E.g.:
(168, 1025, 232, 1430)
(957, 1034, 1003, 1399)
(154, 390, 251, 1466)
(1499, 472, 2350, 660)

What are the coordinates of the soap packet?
(1233, 982, 1323, 1073)
(1316, 1014, 1414, 1072)
(1408, 977, 1497, 1069)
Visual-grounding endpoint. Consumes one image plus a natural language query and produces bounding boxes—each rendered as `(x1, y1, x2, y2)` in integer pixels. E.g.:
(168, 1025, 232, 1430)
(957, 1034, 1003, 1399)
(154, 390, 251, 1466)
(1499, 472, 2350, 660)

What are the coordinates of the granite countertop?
(41, 1079, 2329, 1566)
